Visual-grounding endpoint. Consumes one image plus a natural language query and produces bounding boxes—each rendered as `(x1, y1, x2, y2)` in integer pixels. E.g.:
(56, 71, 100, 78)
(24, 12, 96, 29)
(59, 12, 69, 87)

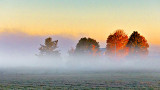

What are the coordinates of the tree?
(68, 47, 75, 56)
(90, 45, 101, 56)
(127, 31, 149, 57)
(106, 30, 129, 58)
(75, 37, 100, 55)
(38, 37, 60, 57)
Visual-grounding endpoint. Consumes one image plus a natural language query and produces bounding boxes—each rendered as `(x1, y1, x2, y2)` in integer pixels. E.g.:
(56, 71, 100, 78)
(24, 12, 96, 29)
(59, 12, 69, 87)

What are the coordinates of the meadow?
(0, 69, 160, 89)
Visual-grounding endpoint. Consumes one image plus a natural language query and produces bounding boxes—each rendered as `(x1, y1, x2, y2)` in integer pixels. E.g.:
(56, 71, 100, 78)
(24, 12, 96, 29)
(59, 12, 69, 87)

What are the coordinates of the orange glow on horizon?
(0, 28, 160, 46)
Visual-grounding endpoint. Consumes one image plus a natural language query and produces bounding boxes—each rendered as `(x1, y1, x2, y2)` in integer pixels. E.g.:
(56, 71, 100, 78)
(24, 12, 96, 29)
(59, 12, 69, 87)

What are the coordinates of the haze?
(0, 32, 160, 73)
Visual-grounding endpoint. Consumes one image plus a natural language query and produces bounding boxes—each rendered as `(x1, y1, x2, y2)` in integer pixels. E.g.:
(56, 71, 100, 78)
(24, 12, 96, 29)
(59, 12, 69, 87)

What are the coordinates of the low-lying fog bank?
(0, 54, 160, 74)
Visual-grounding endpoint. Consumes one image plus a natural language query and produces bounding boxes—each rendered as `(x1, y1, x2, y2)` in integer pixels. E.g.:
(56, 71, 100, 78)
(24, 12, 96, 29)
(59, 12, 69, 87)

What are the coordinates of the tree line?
(37, 30, 149, 58)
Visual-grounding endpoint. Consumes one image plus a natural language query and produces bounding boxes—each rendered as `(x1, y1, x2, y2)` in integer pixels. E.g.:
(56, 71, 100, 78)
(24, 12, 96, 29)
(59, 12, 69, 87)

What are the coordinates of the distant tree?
(127, 31, 149, 57)
(68, 47, 75, 56)
(38, 37, 60, 57)
(90, 45, 101, 56)
(106, 30, 129, 58)
(75, 37, 100, 55)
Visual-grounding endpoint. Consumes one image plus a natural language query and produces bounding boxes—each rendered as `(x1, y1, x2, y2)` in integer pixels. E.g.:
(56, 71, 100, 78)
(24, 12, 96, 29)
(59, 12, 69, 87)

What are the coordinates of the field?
(0, 69, 160, 90)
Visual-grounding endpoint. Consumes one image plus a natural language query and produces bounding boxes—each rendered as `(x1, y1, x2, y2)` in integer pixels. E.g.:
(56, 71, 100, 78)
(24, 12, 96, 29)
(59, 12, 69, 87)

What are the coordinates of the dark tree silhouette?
(106, 30, 129, 58)
(75, 37, 100, 54)
(38, 37, 60, 57)
(127, 31, 149, 57)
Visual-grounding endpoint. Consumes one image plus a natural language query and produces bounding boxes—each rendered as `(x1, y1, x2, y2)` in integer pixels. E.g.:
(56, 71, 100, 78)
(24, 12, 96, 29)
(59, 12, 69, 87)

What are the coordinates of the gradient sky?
(0, 0, 160, 45)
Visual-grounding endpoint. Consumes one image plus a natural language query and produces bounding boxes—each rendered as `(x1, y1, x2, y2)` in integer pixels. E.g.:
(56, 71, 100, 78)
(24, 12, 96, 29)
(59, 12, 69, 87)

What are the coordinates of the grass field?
(0, 69, 160, 89)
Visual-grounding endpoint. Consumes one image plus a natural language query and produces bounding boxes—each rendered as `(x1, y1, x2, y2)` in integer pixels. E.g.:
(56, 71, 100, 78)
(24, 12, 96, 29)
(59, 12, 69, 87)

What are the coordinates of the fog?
(0, 32, 160, 73)
(1, 52, 160, 74)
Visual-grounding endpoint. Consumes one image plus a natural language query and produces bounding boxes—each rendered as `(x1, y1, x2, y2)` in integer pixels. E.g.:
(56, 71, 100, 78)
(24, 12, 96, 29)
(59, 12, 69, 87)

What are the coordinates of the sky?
(0, 0, 160, 45)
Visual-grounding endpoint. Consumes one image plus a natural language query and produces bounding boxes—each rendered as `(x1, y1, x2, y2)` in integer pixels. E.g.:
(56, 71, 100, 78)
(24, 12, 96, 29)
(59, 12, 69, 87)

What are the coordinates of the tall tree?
(106, 30, 129, 58)
(38, 37, 60, 57)
(127, 31, 149, 56)
(75, 37, 100, 54)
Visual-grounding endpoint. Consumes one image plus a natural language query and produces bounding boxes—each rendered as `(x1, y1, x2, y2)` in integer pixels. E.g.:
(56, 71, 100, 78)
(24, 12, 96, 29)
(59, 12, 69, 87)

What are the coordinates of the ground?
(0, 70, 160, 89)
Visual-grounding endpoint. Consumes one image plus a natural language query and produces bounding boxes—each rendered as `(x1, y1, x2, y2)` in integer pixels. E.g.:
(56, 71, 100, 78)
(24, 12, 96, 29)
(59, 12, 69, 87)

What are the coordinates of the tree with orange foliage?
(38, 37, 60, 57)
(75, 37, 100, 55)
(127, 31, 149, 57)
(90, 45, 100, 56)
(106, 30, 129, 58)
